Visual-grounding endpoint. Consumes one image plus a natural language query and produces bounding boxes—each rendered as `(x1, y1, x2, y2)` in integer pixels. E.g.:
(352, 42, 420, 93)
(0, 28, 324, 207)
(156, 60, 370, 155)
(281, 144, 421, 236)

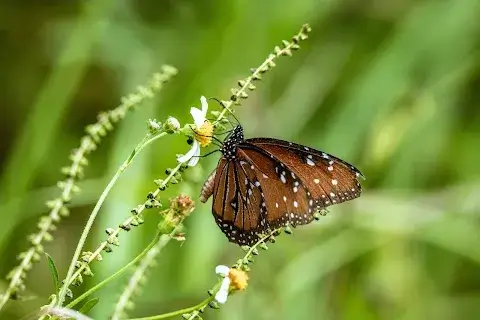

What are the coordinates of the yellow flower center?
(194, 120, 214, 147)
(228, 268, 249, 291)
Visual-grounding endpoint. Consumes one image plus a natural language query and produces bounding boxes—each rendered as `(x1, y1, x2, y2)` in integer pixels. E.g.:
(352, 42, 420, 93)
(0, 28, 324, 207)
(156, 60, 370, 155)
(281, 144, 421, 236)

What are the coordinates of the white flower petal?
(190, 107, 205, 128)
(191, 96, 209, 127)
(187, 141, 201, 167)
(200, 96, 208, 116)
(215, 278, 231, 304)
(215, 265, 230, 276)
(177, 140, 199, 164)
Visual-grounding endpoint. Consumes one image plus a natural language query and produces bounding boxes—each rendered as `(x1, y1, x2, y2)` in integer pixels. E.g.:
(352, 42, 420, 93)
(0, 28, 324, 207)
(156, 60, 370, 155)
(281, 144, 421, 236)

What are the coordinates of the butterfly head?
(221, 125, 244, 161)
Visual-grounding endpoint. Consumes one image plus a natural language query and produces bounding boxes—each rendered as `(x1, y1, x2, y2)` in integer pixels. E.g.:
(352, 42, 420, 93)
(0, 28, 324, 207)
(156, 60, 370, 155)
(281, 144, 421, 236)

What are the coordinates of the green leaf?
(126, 148, 136, 163)
(45, 252, 59, 293)
(79, 297, 100, 314)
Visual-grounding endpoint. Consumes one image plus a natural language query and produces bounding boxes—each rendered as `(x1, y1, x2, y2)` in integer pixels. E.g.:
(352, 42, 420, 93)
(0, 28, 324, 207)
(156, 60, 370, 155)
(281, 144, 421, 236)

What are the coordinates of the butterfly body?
(201, 125, 363, 246)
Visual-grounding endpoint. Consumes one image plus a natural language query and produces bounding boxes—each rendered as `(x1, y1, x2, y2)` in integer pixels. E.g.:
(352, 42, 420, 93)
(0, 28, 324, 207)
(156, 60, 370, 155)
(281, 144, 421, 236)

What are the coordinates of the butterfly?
(200, 125, 364, 246)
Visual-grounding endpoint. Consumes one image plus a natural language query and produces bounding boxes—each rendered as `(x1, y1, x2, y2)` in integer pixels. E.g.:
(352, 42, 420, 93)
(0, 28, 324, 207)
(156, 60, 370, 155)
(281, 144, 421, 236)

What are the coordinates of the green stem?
(126, 229, 281, 320)
(66, 161, 183, 293)
(241, 229, 279, 263)
(66, 231, 163, 309)
(57, 131, 166, 306)
(127, 295, 216, 320)
(210, 35, 301, 127)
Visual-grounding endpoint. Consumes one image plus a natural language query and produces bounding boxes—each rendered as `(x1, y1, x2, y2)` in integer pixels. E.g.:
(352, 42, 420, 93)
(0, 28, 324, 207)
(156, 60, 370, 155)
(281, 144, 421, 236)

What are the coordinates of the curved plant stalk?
(63, 224, 185, 311)
(111, 224, 186, 319)
(56, 133, 175, 305)
(0, 66, 177, 311)
(210, 24, 312, 126)
(125, 229, 280, 320)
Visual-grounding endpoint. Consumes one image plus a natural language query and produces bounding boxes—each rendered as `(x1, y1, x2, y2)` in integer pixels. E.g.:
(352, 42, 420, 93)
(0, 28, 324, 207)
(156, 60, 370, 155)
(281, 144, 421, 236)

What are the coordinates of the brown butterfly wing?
(237, 147, 314, 229)
(239, 138, 362, 225)
(206, 135, 363, 246)
(210, 158, 268, 245)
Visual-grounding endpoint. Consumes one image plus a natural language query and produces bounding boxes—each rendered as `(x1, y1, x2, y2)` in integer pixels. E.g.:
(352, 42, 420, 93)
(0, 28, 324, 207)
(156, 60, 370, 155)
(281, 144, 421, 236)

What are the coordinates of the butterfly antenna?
(208, 97, 241, 126)
(193, 149, 221, 159)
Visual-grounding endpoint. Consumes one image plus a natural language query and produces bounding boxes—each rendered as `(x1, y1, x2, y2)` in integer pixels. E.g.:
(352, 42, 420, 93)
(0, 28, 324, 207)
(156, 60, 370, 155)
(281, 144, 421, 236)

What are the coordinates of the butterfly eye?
(204, 125, 364, 246)
(187, 136, 194, 145)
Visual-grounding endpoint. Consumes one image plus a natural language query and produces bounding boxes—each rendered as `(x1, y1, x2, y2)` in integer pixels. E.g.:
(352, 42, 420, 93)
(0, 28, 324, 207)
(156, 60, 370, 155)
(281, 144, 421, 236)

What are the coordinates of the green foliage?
(78, 298, 100, 315)
(44, 253, 60, 294)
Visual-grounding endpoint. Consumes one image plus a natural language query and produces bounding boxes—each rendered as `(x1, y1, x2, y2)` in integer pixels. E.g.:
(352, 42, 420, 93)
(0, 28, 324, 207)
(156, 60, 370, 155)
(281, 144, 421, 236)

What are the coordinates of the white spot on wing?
(314, 178, 320, 184)
(332, 179, 338, 185)
(307, 158, 315, 166)
(294, 201, 298, 208)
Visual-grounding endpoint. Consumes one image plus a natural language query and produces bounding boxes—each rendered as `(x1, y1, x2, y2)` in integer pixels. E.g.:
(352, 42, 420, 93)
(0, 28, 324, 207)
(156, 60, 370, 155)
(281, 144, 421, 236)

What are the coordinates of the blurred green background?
(1, 0, 480, 319)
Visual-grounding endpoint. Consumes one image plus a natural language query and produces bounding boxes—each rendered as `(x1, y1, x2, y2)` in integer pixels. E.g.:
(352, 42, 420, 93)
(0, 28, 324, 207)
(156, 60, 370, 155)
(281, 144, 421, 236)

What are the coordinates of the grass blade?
(45, 253, 59, 293)
(79, 298, 100, 314)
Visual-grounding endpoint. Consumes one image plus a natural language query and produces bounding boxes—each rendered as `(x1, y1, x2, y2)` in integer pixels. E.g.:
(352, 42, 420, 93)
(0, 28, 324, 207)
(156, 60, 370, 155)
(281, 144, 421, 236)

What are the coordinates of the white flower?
(177, 96, 212, 167)
(215, 265, 231, 304)
(177, 139, 201, 167)
(214, 265, 249, 304)
(191, 96, 208, 128)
